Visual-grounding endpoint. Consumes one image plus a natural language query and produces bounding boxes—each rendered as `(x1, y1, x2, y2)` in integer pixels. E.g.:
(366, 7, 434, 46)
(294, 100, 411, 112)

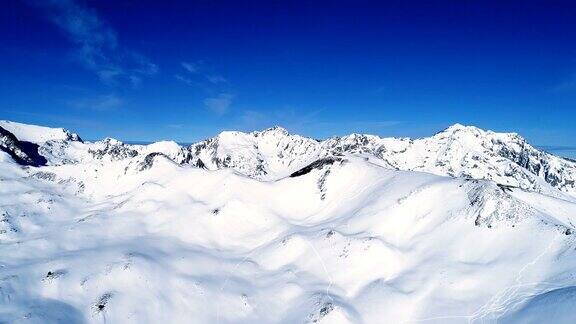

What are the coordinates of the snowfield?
(1, 121, 576, 323)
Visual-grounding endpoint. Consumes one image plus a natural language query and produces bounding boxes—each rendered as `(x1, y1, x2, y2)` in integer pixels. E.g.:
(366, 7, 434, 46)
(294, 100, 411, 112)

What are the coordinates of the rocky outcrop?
(0, 126, 47, 166)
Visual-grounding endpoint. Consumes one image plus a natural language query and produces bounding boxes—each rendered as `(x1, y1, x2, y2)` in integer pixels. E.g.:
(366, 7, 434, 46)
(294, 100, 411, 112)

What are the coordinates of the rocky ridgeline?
(2, 120, 575, 197)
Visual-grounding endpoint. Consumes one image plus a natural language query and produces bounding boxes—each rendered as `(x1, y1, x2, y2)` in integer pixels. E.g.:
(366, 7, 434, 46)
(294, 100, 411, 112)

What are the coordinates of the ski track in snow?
(471, 235, 565, 323)
(402, 235, 567, 324)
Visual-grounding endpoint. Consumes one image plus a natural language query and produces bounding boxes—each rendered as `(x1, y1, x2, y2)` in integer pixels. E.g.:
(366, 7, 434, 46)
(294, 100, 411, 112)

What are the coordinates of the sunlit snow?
(1, 121, 576, 323)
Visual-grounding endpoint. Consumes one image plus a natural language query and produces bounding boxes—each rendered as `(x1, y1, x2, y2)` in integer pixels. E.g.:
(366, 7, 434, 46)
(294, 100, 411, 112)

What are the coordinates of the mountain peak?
(101, 137, 124, 145)
(257, 126, 289, 136)
(441, 123, 482, 134)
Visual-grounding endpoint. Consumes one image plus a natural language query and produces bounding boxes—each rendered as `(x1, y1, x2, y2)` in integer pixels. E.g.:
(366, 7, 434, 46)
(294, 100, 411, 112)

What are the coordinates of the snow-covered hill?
(0, 120, 81, 144)
(1, 120, 576, 323)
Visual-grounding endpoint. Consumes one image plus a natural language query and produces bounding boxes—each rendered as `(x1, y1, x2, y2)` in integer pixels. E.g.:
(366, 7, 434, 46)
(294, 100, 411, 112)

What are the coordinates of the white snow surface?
(0, 120, 81, 144)
(1, 120, 576, 323)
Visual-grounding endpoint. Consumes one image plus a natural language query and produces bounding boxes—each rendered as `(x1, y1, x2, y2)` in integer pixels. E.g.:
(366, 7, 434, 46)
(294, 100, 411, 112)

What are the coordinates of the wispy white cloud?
(28, 0, 158, 86)
(68, 94, 125, 111)
(178, 60, 233, 115)
(204, 93, 233, 115)
(206, 75, 227, 84)
(178, 61, 227, 85)
(174, 74, 203, 88)
(181, 62, 199, 74)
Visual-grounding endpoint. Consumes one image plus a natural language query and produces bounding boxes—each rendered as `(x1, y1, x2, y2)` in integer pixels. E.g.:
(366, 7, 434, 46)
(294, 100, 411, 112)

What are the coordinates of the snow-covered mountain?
(182, 124, 576, 198)
(5, 119, 573, 197)
(2, 120, 576, 323)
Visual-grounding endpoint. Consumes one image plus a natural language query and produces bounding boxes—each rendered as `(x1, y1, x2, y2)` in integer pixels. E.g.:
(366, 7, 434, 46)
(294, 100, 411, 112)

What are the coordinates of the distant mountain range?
(2, 120, 575, 197)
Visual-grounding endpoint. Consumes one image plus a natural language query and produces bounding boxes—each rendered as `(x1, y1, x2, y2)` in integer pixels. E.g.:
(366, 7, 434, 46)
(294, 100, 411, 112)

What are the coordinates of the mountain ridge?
(2, 120, 575, 198)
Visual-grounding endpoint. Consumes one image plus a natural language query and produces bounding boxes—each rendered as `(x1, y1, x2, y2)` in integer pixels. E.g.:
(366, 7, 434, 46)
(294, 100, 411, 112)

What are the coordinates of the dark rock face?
(17, 141, 48, 166)
(195, 159, 206, 169)
(0, 126, 47, 166)
(65, 132, 82, 143)
(290, 157, 342, 177)
(29, 171, 57, 182)
(89, 139, 139, 161)
(138, 152, 171, 171)
(496, 137, 575, 193)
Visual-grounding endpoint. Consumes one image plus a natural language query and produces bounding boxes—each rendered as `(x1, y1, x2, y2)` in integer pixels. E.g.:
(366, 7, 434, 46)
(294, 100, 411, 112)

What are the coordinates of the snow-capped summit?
(253, 125, 290, 137)
(188, 126, 323, 179)
(437, 122, 480, 133)
(406, 124, 576, 196)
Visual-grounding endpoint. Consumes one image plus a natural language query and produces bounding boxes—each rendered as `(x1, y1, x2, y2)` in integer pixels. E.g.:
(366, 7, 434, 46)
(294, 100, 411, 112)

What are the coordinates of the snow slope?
(0, 120, 81, 144)
(1, 120, 576, 323)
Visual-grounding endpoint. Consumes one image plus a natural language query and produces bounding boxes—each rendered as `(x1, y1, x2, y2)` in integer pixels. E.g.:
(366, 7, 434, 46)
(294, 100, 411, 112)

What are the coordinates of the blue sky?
(1, 1, 576, 157)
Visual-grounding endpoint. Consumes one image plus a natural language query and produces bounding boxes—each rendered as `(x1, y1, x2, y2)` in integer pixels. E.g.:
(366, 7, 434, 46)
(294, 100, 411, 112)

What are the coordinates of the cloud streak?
(178, 61, 227, 85)
(28, 0, 158, 86)
(181, 62, 199, 74)
(177, 60, 233, 115)
(204, 93, 233, 115)
(68, 94, 125, 111)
